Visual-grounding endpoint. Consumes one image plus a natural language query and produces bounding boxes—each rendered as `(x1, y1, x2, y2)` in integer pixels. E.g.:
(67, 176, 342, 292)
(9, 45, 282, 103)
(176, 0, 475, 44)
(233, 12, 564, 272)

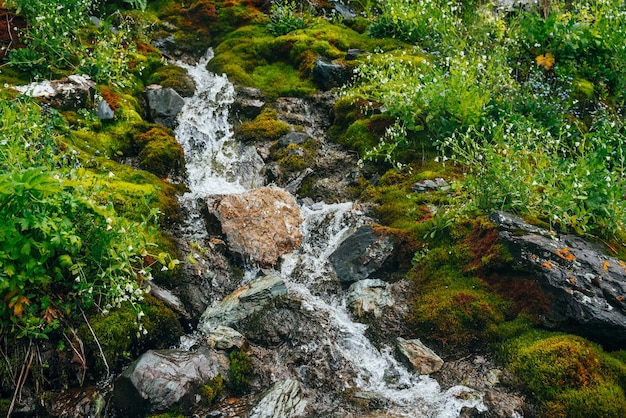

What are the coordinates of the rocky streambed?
(101, 50, 533, 418)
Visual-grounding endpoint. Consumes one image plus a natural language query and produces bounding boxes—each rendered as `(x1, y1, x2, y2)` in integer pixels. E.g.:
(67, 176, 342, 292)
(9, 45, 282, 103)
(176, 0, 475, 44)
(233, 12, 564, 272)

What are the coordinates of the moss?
(500, 332, 626, 417)
(236, 108, 291, 142)
(136, 127, 185, 179)
(200, 374, 223, 404)
(229, 348, 253, 394)
(271, 138, 321, 173)
(79, 295, 183, 375)
(147, 64, 196, 97)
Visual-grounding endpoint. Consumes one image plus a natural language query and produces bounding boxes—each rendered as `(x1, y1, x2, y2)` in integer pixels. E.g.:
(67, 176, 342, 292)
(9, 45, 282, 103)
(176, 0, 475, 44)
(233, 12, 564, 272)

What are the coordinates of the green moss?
(236, 108, 291, 142)
(229, 348, 253, 394)
(147, 64, 196, 97)
(79, 295, 183, 375)
(251, 62, 317, 98)
(501, 332, 626, 417)
(272, 139, 321, 173)
(137, 127, 185, 179)
(201, 374, 223, 404)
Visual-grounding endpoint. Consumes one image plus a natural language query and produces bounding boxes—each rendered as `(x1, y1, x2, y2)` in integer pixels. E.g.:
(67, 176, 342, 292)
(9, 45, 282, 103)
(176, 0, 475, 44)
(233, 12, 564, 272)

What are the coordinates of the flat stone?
(396, 337, 444, 375)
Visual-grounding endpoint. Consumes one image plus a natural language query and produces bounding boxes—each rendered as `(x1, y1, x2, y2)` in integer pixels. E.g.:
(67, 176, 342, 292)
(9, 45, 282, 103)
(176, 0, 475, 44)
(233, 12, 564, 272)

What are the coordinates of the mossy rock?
(236, 108, 291, 142)
(78, 295, 183, 375)
(228, 348, 253, 394)
(136, 127, 185, 179)
(501, 332, 626, 417)
(271, 138, 322, 173)
(147, 64, 195, 97)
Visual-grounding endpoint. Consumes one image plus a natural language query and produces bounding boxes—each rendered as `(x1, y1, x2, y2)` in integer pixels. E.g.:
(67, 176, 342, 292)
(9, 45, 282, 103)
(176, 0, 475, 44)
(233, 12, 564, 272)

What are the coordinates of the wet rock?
(209, 187, 303, 267)
(96, 100, 115, 120)
(15, 75, 95, 110)
(347, 279, 394, 318)
(490, 211, 626, 347)
(329, 225, 396, 285)
(232, 86, 265, 120)
(412, 177, 450, 193)
(112, 349, 221, 416)
(206, 325, 246, 349)
(248, 379, 308, 418)
(198, 274, 288, 333)
(274, 93, 337, 140)
(312, 57, 350, 90)
(396, 337, 444, 375)
(349, 391, 389, 411)
(331, 1, 357, 19)
(143, 85, 185, 129)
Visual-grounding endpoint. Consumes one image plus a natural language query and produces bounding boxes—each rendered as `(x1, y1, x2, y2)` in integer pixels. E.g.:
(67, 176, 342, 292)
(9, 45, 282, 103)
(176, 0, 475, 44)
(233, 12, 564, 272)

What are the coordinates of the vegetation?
(1, 0, 626, 416)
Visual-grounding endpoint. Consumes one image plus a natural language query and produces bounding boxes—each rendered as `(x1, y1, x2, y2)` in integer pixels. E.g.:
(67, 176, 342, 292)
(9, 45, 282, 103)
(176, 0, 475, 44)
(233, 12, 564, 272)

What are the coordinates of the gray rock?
(345, 48, 365, 60)
(206, 325, 246, 349)
(232, 86, 265, 120)
(329, 225, 395, 285)
(249, 379, 308, 418)
(331, 1, 357, 19)
(412, 178, 450, 192)
(490, 211, 626, 347)
(199, 274, 288, 333)
(278, 132, 312, 148)
(148, 282, 190, 320)
(112, 349, 220, 415)
(96, 100, 114, 120)
(312, 58, 350, 90)
(15, 75, 95, 110)
(396, 337, 444, 375)
(347, 279, 394, 318)
(143, 85, 185, 129)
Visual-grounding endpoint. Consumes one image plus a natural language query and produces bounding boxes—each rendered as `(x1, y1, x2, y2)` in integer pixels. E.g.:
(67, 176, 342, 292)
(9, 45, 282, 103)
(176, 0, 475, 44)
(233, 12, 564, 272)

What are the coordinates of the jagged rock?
(232, 86, 265, 120)
(329, 225, 396, 285)
(206, 325, 246, 349)
(412, 177, 450, 193)
(96, 100, 115, 120)
(208, 187, 303, 267)
(143, 85, 185, 129)
(15, 75, 95, 110)
(248, 379, 308, 418)
(198, 274, 288, 333)
(490, 211, 626, 347)
(312, 58, 350, 90)
(347, 279, 394, 318)
(331, 1, 357, 20)
(396, 337, 444, 375)
(112, 349, 221, 416)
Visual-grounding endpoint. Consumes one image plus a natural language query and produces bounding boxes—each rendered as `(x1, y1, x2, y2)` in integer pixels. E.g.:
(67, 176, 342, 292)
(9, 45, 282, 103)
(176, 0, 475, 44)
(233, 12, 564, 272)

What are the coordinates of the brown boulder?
(210, 187, 303, 266)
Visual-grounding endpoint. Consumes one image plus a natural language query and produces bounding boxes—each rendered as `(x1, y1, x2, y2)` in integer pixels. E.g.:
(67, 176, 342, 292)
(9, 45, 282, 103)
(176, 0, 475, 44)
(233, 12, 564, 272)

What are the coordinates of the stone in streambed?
(111, 349, 221, 416)
(209, 186, 303, 267)
(249, 379, 308, 418)
(347, 279, 394, 318)
(199, 274, 288, 334)
(396, 337, 444, 375)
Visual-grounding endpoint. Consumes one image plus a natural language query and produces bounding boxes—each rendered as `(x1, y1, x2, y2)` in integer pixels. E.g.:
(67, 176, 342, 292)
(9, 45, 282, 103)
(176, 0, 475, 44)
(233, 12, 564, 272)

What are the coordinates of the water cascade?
(174, 50, 486, 417)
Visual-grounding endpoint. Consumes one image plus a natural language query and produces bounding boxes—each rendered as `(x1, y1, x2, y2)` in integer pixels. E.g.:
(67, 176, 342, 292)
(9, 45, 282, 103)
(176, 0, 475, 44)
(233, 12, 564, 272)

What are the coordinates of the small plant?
(267, 0, 307, 36)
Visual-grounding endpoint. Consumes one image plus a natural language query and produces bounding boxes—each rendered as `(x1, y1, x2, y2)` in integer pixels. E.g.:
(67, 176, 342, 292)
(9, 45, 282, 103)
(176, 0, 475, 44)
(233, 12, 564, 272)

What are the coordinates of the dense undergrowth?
(1, 0, 626, 416)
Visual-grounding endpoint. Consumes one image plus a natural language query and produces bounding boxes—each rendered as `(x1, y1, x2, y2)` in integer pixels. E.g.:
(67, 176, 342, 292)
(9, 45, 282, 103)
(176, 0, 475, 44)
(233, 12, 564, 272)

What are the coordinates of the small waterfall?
(175, 49, 486, 417)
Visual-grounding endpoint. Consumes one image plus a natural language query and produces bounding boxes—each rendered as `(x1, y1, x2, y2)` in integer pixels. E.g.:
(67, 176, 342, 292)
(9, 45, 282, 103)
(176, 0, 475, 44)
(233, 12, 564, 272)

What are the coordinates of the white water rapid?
(175, 50, 486, 417)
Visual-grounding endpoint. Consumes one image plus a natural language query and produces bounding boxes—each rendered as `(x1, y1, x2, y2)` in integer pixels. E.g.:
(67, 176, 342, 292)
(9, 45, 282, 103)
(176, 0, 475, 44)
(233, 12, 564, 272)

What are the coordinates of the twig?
(7, 341, 33, 418)
(63, 331, 87, 386)
(80, 308, 110, 379)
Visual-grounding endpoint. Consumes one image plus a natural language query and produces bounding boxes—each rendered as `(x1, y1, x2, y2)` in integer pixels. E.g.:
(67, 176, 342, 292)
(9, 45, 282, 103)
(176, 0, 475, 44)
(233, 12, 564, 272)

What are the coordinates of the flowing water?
(175, 50, 486, 417)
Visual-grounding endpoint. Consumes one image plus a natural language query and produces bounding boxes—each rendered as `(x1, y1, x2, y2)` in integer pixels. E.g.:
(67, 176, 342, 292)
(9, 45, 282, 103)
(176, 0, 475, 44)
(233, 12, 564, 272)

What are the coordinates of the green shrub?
(267, 0, 307, 36)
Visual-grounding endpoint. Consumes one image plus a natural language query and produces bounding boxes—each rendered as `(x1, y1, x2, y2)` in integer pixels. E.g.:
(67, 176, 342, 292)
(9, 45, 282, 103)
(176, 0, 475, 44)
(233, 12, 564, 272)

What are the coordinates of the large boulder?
(209, 186, 303, 267)
(15, 75, 95, 110)
(198, 274, 288, 333)
(329, 225, 396, 285)
(142, 85, 185, 129)
(490, 211, 626, 347)
(111, 349, 221, 416)
(249, 379, 308, 418)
